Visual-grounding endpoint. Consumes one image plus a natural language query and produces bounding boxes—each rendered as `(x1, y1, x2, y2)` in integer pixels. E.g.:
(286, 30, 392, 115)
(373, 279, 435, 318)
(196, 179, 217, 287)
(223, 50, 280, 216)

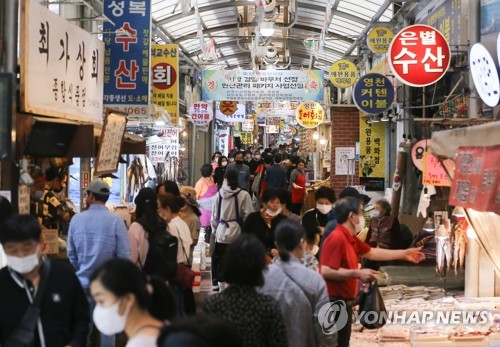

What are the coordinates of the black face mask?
(235, 160, 244, 165)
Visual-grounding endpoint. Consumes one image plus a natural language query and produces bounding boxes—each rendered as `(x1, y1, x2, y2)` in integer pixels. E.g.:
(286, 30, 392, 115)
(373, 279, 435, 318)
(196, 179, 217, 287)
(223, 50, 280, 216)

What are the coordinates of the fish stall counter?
(349, 285, 500, 347)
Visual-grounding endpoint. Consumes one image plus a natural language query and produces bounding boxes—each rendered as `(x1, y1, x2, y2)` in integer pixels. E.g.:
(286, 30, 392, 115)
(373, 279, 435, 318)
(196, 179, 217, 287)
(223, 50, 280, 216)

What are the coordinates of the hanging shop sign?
(256, 101, 297, 118)
(151, 44, 179, 126)
(353, 73, 394, 114)
(219, 101, 238, 115)
(240, 132, 254, 145)
(422, 152, 452, 186)
(367, 27, 394, 54)
(266, 125, 280, 134)
(296, 101, 324, 129)
(411, 139, 431, 171)
(388, 24, 451, 87)
(189, 102, 213, 127)
(202, 70, 324, 102)
(417, 0, 464, 47)
(146, 128, 180, 163)
(469, 43, 500, 108)
(242, 120, 254, 132)
(359, 117, 385, 191)
(329, 60, 358, 88)
(216, 102, 246, 122)
(449, 146, 500, 214)
(103, 0, 151, 117)
(20, 0, 104, 123)
(335, 147, 356, 175)
(216, 129, 230, 156)
(94, 110, 128, 175)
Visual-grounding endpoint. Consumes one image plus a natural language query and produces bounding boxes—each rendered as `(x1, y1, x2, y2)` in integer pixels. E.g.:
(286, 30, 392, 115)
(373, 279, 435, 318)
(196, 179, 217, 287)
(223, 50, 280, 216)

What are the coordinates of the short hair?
(90, 258, 176, 321)
(244, 150, 252, 156)
(297, 159, 306, 166)
(263, 154, 274, 165)
(224, 169, 239, 190)
(92, 191, 109, 203)
(261, 188, 282, 204)
(0, 215, 41, 244)
(303, 223, 321, 244)
(376, 199, 392, 216)
(200, 164, 213, 178)
(45, 167, 67, 182)
(0, 196, 14, 225)
(273, 153, 282, 164)
(219, 234, 266, 287)
(158, 193, 186, 213)
(335, 197, 363, 224)
(156, 180, 180, 197)
(290, 156, 300, 165)
(274, 220, 305, 262)
(276, 188, 292, 208)
(314, 186, 336, 203)
(234, 151, 244, 159)
(278, 144, 284, 149)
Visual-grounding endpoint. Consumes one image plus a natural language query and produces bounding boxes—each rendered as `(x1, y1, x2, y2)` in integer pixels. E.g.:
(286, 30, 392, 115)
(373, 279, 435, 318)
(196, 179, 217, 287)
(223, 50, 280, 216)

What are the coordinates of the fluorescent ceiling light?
(260, 21, 275, 37)
(154, 120, 166, 126)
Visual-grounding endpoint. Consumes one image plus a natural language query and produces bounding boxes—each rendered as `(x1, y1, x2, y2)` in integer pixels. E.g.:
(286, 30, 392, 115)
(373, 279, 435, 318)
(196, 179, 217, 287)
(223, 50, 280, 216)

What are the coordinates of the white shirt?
(168, 216, 193, 264)
(126, 334, 158, 347)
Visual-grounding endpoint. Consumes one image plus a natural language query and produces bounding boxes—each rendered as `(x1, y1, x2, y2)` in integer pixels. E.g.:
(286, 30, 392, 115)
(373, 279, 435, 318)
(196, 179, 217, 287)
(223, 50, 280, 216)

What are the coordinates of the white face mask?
(221, 161, 228, 167)
(354, 214, 366, 233)
(229, 158, 235, 163)
(312, 245, 320, 256)
(255, 155, 261, 160)
(7, 249, 40, 274)
(266, 207, 282, 216)
(316, 204, 332, 215)
(93, 300, 130, 336)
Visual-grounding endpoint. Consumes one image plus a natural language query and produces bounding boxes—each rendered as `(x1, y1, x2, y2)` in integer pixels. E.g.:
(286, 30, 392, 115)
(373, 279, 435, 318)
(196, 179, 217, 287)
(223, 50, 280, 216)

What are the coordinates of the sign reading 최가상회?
(353, 73, 394, 114)
(151, 44, 179, 126)
(103, 0, 151, 117)
(296, 102, 324, 129)
(189, 102, 213, 127)
(449, 146, 500, 214)
(389, 24, 451, 87)
(367, 27, 394, 54)
(329, 60, 358, 88)
(202, 70, 324, 102)
(21, 0, 104, 123)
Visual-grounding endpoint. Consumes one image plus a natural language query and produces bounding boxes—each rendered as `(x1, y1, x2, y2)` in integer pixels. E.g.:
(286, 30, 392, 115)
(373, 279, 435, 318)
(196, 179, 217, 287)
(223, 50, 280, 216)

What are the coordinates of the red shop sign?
(388, 24, 451, 87)
(449, 146, 500, 214)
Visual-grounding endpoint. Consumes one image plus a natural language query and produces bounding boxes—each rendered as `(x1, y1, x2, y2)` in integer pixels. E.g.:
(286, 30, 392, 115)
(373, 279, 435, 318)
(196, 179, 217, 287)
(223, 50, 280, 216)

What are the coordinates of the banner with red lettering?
(449, 146, 500, 214)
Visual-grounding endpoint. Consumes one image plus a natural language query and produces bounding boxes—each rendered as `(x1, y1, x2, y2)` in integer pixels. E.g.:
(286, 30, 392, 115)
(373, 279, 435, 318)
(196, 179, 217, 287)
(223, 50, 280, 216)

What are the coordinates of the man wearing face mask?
(226, 151, 251, 191)
(0, 215, 89, 347)
(37, 167, 73, 232)
(320, 197, 425, 347)
(301, 186, 336, 234)
(68, 180, 131, 347)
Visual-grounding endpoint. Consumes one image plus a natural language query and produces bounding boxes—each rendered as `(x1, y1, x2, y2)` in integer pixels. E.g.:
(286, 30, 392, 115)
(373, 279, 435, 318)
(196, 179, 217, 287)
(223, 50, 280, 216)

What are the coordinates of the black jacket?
(242, 212, 287, 251)
(0, 259, 90, 347)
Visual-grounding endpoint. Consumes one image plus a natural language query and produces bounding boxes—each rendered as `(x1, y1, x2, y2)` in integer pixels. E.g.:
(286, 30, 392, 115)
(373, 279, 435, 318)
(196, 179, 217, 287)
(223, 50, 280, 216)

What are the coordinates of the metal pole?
(468, 0, 480, 119)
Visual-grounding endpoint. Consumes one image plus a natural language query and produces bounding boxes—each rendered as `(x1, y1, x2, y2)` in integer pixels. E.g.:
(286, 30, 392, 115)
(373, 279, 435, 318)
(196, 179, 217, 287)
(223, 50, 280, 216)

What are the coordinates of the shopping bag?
(357, 280, 387, 329)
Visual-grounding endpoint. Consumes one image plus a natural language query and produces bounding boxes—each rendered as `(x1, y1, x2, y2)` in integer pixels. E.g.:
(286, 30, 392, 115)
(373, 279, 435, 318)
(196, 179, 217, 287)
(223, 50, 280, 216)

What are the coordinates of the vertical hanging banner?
(359, 117, 385, 191)
(151, 44, 179, 126)
(103, 0, 151, 117)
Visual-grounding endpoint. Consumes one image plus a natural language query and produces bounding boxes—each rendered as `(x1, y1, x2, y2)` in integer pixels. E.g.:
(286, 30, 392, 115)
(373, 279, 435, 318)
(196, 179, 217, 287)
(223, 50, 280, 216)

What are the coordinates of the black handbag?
(3, 260, 51, 347)
(357, 280, 387, 329)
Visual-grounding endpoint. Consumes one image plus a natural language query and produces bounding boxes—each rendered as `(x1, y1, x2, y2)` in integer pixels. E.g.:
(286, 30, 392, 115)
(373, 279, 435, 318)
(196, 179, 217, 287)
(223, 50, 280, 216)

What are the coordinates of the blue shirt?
(264, 164, 287, 189)
(67, 204, 130, 288)
(227, 163, 251, 190)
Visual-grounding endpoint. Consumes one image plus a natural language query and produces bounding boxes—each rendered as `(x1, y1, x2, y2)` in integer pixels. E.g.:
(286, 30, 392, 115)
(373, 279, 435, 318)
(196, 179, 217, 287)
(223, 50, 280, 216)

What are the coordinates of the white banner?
(146, 128, 179, 163)
(217, 129, 230, 156)
(21, 0, 104, 123)
(335, 147, 355, 175)
(216, 102, 246, 122)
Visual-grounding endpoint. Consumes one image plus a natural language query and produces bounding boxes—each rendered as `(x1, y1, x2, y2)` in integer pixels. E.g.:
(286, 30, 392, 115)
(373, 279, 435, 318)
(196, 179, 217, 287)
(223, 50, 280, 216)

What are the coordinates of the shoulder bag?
(172, 229, 195, 289)
(3, 260, 51, 347)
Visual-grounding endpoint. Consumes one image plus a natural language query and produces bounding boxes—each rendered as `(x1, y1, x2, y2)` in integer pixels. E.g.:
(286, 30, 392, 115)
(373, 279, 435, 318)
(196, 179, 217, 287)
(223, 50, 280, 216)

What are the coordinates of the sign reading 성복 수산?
(21, 0, 104, 123)
(353, 73, 394, 114)
(202, 70, 324, 102)
(103, 0, 151, 117)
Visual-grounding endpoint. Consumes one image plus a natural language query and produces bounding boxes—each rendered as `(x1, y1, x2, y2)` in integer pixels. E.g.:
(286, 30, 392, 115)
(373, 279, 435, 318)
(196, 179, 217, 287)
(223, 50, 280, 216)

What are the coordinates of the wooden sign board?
(94, 109, 127, 175)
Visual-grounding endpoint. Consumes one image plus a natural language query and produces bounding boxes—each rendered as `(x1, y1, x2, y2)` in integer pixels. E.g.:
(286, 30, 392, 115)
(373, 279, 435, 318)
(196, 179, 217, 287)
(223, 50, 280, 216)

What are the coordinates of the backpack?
(216, 190, 244, 229)
(136, 218, 178, 281)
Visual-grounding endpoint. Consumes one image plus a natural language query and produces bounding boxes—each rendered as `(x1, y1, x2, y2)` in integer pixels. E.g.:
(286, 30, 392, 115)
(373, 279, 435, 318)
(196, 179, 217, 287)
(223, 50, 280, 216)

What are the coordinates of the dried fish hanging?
(125, 156, 149, 201)
(435, 223, 452, 278)
(451, 207, 468, 274)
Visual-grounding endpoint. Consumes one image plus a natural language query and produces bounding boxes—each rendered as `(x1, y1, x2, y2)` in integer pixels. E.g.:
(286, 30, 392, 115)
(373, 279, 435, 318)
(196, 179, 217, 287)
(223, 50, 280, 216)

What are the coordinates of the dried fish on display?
(126, 156, 147, 199)
(435, 224, 452, 278)
(451, 215, 468, 274)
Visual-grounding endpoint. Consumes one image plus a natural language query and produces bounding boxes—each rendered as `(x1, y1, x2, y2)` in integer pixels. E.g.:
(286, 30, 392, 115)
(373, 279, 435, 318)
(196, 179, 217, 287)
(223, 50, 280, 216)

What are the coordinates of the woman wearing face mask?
(242, 188, 287, 262)
(157, 194, 193, 317)
(301, 224, 321, 272)
(214, 156, 228, 189)
(289, 159, 307, 215)
(258, 220, 337, 347)
(211, 151, 222, 171)
(302, 186, 336, 235)
(90, 258, 176, 347)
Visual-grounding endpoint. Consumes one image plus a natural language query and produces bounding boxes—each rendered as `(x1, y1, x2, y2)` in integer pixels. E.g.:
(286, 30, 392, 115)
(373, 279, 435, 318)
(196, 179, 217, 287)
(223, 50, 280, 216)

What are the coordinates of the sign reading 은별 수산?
(21, 0, 104, 123)
(202, 70, 324, 102)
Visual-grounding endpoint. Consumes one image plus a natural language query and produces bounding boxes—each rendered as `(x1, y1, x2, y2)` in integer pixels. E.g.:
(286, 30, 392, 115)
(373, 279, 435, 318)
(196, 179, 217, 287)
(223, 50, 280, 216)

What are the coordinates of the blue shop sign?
(353, 73, 394, 114)
(103, 0, 151, 106)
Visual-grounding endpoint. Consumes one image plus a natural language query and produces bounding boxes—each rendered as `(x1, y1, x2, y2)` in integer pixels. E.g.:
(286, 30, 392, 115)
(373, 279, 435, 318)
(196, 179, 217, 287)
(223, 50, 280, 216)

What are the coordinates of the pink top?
(128, 222, 150, 267)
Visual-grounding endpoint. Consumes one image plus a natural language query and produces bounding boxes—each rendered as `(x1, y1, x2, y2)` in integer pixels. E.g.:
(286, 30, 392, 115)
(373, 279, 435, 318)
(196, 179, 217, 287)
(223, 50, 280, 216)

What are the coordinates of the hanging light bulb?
(320, 138, 327, 145)
(423, 218, 435, 232)
(313, 132, 319, 140)
(260, 21, 275, 37)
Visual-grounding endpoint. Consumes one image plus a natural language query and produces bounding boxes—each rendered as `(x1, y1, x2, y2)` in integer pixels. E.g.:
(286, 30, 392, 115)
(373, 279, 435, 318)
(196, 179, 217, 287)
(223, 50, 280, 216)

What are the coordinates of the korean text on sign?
(103, 0, 151, 106)
(353, 73, 394, 114)
(389, 24, 451, 87)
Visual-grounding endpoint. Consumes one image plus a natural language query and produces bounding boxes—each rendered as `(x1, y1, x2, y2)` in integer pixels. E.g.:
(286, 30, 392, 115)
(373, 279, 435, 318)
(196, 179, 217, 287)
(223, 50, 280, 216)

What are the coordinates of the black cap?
(339, 187, 371, 205)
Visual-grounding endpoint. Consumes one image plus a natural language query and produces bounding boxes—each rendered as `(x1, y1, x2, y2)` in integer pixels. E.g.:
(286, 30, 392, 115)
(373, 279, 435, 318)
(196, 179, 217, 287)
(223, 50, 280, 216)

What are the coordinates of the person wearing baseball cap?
(67, 179, 130, 347)
(338, 187, 371, 205)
